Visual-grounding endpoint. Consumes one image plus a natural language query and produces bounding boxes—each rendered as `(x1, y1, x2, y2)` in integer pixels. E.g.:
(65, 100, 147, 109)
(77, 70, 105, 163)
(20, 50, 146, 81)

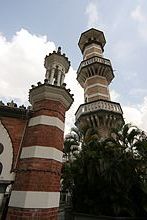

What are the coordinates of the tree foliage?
(63, 127, 81, 162)
(62, 124, 147, 217)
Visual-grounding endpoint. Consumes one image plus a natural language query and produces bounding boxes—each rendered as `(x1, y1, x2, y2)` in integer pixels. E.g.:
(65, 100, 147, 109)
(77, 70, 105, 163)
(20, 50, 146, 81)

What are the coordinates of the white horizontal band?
(20, 146, 63, 162)
(28, 115, 64, 131)
(88, 93, 109, 98)
(83, 44, 101, 53)
(84, 44, 101, 49)
(84, 51, 102, 57)
(9, 191, 60, 208)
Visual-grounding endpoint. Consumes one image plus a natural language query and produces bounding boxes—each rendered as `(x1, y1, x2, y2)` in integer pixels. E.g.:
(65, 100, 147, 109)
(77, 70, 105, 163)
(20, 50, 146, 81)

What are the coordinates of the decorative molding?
(0, 105, 32, 119)
(28, 115, 64, 131)
(0, 121, 15, 182)
(20, 146, 63, 162)
(29, 84, 73, 110)
(75, 100, 123, 122)
(9, 191, 60, 208)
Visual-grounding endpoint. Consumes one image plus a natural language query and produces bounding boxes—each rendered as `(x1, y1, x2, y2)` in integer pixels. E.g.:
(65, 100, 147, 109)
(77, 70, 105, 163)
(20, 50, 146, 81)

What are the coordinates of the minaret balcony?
(75, 99, 123, 122)
(77, 56, 114, 87)
(78, 56, 112, 70)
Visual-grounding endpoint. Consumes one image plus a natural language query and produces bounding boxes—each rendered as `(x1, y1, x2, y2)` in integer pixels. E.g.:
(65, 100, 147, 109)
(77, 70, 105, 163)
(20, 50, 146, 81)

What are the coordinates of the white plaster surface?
(0, 121, 15, 182)
(9, 191, 60, 208)
(28, 115, 64, 131)
(20, 145, 63, 162)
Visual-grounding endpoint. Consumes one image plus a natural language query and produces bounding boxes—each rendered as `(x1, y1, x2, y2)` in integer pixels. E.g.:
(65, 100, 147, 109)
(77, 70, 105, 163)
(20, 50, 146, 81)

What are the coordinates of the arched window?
(0, 143, 4, 154)
(0, 143, 4, 175)
(0, 163, 3, 175)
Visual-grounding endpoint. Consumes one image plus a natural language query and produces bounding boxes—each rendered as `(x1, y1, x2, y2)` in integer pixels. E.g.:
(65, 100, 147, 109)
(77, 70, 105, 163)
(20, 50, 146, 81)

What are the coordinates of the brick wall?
(22, 125, 64, 150)
(0, 117, 27, 170)
(7, 98, 66, 219)
(7, 207, 58, 220)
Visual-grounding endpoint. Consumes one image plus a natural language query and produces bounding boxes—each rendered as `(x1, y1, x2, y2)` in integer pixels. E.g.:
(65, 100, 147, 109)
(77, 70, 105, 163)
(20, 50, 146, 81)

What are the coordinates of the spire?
(44, 46, 70, 87)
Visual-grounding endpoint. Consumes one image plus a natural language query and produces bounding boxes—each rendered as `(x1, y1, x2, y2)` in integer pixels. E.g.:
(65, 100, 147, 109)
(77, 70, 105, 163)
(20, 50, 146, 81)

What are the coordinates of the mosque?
(0, 28, 123, 219)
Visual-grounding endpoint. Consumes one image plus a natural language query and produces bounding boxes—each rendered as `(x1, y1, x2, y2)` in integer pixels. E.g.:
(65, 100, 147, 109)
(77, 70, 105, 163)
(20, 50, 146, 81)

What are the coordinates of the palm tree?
(62, 123, 147, 217)
(103, 123, 147, 216)
(108, 123, 141, 149)
(63, 125, 100, 162)
(63, 127, 81, 162)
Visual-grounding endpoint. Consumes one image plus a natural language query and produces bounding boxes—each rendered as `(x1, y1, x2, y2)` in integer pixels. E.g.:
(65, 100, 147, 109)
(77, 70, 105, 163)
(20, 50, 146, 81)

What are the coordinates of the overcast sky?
(0, 0, 147, 133)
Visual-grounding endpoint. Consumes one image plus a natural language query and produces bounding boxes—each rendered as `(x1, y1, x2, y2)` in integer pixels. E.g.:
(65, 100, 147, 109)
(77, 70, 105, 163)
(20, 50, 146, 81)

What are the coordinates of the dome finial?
(57, 46, 61, 54)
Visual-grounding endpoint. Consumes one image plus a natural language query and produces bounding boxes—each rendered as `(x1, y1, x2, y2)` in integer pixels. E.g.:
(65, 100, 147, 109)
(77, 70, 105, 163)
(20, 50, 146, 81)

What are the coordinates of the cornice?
(29, 81, 74, 111)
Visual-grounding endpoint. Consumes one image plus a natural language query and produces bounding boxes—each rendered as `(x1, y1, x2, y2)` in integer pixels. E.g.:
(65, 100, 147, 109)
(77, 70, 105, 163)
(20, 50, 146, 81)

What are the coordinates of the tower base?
(7, 207, 58, 220)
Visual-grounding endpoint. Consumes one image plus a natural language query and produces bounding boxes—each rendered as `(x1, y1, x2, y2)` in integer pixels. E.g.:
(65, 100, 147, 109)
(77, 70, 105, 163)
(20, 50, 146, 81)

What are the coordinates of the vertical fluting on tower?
(7, 47, 73, 220)
(75, 28, 124, 138)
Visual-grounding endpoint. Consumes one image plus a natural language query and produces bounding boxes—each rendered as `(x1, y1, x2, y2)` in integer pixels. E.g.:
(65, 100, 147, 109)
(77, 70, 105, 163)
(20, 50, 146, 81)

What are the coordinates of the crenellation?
(0, 101, 4, 106)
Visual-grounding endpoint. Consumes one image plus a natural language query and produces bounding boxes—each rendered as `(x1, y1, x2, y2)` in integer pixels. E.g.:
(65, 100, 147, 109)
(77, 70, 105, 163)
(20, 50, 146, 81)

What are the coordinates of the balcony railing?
(77, 56, 112, 73)
(75, 100, 123, 121)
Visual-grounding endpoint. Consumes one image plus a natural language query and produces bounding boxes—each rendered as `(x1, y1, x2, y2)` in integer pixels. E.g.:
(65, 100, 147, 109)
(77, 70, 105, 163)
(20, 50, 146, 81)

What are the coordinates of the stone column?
(60, 73, 65, 85)
(49, 68, 55, 85)
(57, 70, 62, 86)
(45, 69, 50, 80)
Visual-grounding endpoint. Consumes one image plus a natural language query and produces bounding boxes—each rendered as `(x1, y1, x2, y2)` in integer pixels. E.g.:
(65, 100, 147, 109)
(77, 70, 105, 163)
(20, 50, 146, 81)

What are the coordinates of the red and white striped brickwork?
(6, 85, 73, 220)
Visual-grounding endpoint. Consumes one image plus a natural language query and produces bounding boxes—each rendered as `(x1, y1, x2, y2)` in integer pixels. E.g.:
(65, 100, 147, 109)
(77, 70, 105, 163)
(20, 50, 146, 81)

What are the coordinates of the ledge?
(75, 99, 123, 122)
(29, 82, 74, 111)
(0, 105, 32, 119)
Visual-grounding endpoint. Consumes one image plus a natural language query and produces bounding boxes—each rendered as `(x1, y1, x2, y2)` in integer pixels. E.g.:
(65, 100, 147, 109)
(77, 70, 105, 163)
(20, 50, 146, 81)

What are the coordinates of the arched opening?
(0, 143, 4, 154)
(0, 162, 3, 175)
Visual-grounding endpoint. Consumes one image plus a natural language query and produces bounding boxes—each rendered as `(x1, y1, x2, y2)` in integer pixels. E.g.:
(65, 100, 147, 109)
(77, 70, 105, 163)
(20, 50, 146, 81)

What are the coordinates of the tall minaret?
(75, 28, 124, 137)
(7, 47, 73, 219)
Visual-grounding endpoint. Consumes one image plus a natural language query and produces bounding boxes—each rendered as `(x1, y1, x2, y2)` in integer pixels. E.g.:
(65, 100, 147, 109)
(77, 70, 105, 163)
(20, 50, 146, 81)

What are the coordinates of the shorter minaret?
(75, 28, 124, 138)
(44, 46, 70, 86)
(7, 47, 73, 220)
